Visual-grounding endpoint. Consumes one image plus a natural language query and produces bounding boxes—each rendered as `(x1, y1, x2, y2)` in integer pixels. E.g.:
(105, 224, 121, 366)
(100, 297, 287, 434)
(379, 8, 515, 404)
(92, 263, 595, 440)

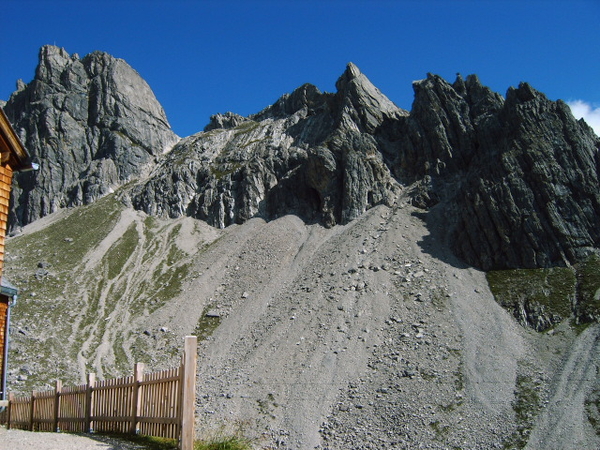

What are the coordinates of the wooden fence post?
(85, 373, 96, 433)
(29, 391, 35, 431)
(130, 363, 144, 434)
(54, 380, 62, 432)
(180, 336, 197, 450)
(7, 392, 13, 429)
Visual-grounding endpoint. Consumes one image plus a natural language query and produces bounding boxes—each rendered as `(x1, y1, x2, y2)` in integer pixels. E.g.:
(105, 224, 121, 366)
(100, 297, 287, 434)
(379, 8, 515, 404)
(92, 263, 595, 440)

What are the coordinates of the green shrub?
(99, 433, 251, 450)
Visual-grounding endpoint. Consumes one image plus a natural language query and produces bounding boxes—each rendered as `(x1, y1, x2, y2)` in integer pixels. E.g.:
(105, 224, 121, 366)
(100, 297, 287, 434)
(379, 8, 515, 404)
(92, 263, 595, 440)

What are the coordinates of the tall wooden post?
(29, 391, 35, 431)
(130, 363, 144, 434)
(53, 380, 62, 432)
(180, 336, 197, 450)
(7, 391, 13, 429)
(85, 373, 96, 433)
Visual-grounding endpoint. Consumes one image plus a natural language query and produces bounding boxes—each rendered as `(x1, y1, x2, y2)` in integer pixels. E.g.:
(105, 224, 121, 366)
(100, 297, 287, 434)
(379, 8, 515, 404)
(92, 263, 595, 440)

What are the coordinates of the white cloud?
(567, 100, 600, 137)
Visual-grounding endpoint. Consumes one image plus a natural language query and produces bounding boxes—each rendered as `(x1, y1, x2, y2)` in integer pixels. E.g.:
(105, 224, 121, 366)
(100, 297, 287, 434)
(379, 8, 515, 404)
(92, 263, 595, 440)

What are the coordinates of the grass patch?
(195, 435, 251, 450)
(195, 310, 222, 342)
(152, 260, 191, 304)
(6, 194, 124, 302)
(430, 420, 450, 439)
(585, 388, 600, 435)
(195, 423, 252, 450)
(513, 374, 540, 424)
(103, 222, 139, 279)
(210, 162, 242, 180)
(439, 367, 465, 413)
(487, 267, 576, 331)
(233, 120, 260, 136)
(8, 194, 122, 272)
(576, 254, 600, 322)
(102, 434, 178, 450)
(240, 138, 266, 149)
(502, 369, 542, 449)
(63, 433, 250, 450)
(570, 318, 592, 335)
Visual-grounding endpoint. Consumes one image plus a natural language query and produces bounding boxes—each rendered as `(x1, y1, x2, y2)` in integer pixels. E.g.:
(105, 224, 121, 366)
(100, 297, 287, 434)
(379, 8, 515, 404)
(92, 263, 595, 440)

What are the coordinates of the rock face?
(4, 48, 600, 270)
(382, 74, 600, 270)
(3, 45, 179, 229)
(130, 63, 406, 228)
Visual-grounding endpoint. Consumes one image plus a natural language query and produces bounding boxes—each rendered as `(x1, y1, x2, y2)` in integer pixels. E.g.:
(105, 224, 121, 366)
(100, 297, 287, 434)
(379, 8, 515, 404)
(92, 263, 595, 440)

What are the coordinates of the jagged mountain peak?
(130, 62, 416, 229)
(204, 111, 250, 131)
(4, 46, 179, 229)
(250, 62, 405, 131)
(335, 62, 404, 114)
(505, 80, 546, 105)
(35, 45, 73, 82)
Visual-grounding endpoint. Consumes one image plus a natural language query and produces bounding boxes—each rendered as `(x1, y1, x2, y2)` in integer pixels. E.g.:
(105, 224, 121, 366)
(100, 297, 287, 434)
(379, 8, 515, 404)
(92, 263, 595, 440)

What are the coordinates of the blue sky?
(2, 0, 599, 137)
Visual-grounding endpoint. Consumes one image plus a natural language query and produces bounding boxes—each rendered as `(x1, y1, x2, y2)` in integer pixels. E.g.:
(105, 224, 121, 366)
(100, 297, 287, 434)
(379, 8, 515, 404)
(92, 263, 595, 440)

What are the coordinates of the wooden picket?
(58, 382, 87, 432)
(138, 366, 182, 439)
(5, 336, 197, 450)
(31, 388, 55, 431)
(6, 392, 30, 430)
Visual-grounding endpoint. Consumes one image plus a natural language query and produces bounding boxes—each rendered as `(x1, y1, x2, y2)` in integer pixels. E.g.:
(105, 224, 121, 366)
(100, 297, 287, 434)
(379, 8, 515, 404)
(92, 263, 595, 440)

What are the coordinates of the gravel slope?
(525, 324, 600, 450)
(5, 198, 600, 449)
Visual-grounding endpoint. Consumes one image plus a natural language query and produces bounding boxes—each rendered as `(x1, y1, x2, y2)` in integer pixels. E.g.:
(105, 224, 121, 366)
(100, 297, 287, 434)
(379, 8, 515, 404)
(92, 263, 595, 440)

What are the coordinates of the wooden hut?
(0, 108, 34, 400)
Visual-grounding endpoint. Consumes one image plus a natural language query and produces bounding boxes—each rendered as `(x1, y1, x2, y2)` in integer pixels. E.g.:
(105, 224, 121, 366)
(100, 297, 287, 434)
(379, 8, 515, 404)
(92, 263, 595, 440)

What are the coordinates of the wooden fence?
(4, 336, 197, 450)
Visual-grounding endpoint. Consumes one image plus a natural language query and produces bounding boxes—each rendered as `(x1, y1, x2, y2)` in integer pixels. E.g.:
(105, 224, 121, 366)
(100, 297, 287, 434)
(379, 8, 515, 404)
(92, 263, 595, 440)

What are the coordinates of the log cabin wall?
(0, 163, 14, 281)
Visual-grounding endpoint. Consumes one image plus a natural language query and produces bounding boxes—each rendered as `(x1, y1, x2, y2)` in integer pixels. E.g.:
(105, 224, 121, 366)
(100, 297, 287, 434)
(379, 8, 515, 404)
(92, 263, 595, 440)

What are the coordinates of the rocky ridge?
(129, 62, 405, 229)
(4, 47, 600, 272)
(127, 65, 600, 272)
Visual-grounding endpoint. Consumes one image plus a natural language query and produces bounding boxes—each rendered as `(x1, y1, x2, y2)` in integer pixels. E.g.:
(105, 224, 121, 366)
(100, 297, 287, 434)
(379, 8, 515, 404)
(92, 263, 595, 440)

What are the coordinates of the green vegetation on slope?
(576, 254, 600, 322)
(487, 267, 576, 331)
(4, 193, 214, 391)
(8, 194, 123, 277)
(194, 436, 252, 450)
(585, 388, 600, 436)
(104, 222, 140, 280)
(488, 254, 600, 332)
(5, 196, 125, 387)
(503, 369, 543, 449)
(102, 434, 252, 450)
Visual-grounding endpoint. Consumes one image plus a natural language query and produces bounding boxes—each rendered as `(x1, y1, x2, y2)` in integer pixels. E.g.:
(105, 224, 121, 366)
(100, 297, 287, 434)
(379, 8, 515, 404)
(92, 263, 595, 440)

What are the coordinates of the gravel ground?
(0, 426, 151, 450)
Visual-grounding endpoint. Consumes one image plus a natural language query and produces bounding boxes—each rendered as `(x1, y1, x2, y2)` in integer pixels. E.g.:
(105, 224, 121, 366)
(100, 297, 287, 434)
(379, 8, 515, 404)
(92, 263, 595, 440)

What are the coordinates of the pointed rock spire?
(335, 62, 362, 90)
(335, 62, 407, 133)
